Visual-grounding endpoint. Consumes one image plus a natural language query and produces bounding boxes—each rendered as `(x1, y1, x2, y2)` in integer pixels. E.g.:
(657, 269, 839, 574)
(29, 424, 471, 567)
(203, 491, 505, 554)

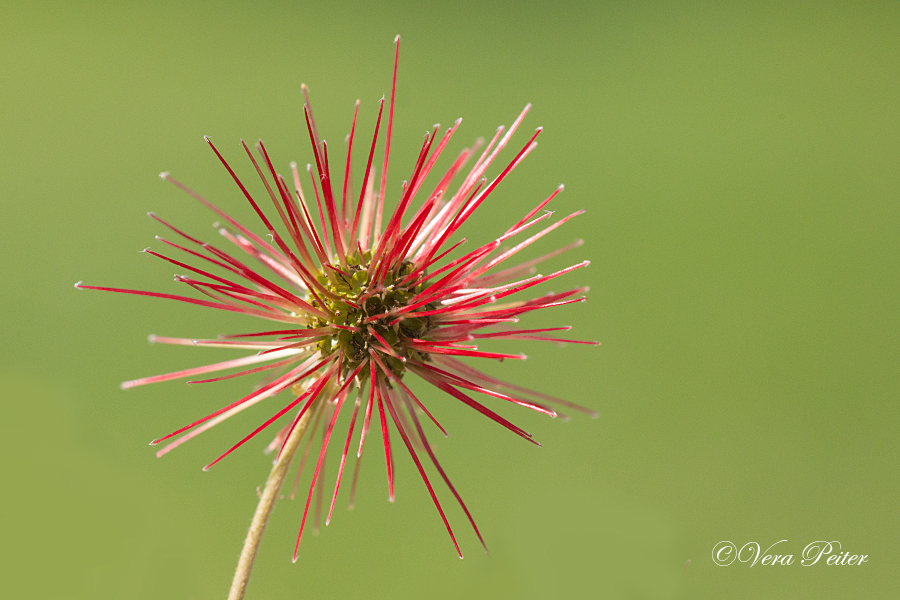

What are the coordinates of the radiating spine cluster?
(77, 36, 597, 560)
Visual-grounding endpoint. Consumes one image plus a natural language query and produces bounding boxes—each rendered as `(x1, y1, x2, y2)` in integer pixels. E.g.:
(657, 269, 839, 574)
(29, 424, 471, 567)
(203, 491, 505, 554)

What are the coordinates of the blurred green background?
(2, 1, 898, 598)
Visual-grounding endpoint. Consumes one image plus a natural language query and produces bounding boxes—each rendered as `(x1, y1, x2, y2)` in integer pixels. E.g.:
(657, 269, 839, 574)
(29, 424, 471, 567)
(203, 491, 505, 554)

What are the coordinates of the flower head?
(78, 37, 597, 561)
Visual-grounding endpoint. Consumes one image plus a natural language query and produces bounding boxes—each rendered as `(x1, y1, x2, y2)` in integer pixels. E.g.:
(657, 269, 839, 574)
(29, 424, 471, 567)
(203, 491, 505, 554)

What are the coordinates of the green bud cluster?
(310, 252, 438, 379)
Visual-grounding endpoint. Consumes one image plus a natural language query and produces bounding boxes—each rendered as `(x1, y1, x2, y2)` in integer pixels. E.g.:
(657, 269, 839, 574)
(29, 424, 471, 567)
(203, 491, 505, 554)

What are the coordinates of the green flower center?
(310, 251, 437, 379)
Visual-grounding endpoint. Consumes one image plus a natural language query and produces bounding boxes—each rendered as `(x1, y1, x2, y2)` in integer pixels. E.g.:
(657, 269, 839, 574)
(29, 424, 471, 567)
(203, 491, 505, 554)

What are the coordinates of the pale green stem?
(227, 409, 314, 600)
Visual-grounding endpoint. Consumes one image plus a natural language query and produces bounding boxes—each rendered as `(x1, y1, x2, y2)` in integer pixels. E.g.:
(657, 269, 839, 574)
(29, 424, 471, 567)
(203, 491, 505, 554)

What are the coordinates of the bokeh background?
(2, 1, 898, 598)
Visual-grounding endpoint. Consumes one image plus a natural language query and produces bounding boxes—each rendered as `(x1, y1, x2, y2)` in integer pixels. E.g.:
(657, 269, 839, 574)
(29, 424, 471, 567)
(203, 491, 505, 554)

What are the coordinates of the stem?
(227, 409, 314, 600)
